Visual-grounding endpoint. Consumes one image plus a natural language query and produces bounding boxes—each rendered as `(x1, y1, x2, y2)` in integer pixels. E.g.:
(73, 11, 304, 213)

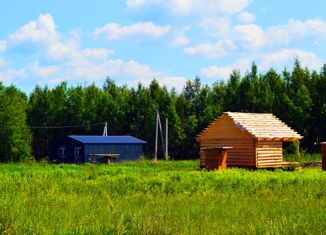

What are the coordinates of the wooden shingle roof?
(198, 112, 303, 140)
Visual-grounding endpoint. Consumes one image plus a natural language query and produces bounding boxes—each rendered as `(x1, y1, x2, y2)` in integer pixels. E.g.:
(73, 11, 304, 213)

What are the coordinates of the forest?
(1, 59, 326, 162)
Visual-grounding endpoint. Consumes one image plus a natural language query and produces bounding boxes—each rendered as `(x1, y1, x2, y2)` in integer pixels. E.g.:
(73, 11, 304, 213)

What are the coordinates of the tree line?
(1, 59, 326, 162)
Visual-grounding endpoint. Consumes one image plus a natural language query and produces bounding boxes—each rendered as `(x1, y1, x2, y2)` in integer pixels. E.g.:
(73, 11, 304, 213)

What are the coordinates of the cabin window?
(74, 147, 81, 157)
(59, 147, 65, 158)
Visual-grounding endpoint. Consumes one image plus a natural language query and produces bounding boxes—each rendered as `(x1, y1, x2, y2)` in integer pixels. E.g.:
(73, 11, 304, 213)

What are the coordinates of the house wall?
(198, 114, 256, 168)
(51, 138, 84, 163)
(84, 144, 144, 162)
(256, 141, 283, 168)
(199, 138, 256, 167)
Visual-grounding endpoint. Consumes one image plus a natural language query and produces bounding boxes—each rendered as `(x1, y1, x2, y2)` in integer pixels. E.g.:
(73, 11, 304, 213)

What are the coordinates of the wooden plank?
(198, 114, 253, 140)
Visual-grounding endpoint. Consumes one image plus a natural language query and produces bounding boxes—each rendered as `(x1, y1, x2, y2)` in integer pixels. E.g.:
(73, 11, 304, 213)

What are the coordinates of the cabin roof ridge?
(198, 111, 302, 140)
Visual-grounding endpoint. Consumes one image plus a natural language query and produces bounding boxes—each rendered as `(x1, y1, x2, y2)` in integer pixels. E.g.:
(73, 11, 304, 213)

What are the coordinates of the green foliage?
(0, 160, 326, 234)
(0, 85, 32, 162)
(0, 59, 321, 161)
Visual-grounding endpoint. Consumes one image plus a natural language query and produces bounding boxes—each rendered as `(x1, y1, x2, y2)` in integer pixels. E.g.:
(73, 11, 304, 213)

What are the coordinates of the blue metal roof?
(68, 135, 147, 144)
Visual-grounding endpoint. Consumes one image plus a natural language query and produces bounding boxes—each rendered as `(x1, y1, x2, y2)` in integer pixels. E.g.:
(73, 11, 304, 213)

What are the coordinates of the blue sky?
(1, 0, 326, 93)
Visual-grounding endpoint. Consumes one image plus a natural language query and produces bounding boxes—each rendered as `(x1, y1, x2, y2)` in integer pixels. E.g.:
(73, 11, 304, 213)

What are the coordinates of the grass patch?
(0, 160, 325, 234)
(284, 152, 322, 163)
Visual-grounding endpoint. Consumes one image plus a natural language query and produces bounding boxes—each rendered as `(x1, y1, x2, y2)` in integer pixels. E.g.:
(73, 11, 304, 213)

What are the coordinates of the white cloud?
(215, 0, 251, 14)
(170, 35, 189, 46)
(0, 69, 26, 84)
(130, 75, 187, 90)
(39, 58, 161, 84)
(0, 41, 6, 52)
(233, 24, 264, 50)
(159, 76, 188, 90)
(0, 58, 5, 67)
(201, 66, 232, 79)
(201, 49, 324, 80)
(126, 0, 148, 7)
(113, 60, 161, 79)
(82, 48, 113, 60)
(201, 57, 252, 79)
(238, 12, 255, 23)
(29, 62, 61, 77)
(266, 19, 326, 46)
(171, 0, 250, 15)
(35, 58, 183, 90)
(0, 14, 186, 90)
(193, 18, 326, 59)
(46, 40, 79, 61)
(126, 0, 251, 15)
(9, 14, 58, 44)
(93, 22, 171, 40)
(229, 19, 326, 52)
(200, 17, 230, 38)
(259, 49, 323, 71)
(185, 39, 236, 57)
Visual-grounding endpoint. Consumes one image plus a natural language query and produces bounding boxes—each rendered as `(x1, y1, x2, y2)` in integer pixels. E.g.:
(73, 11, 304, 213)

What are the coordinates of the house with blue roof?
(50, 135, 147, 163)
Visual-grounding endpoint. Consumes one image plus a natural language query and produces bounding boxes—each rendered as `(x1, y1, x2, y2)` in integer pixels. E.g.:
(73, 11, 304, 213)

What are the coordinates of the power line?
(0, 122, 106, 129)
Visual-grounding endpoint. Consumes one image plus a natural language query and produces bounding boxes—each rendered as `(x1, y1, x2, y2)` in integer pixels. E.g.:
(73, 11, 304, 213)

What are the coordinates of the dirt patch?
(302, 161, 322, 168)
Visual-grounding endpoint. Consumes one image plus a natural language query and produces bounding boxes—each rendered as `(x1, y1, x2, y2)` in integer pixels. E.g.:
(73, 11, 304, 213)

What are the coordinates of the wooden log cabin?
(196, 112, 303, 168)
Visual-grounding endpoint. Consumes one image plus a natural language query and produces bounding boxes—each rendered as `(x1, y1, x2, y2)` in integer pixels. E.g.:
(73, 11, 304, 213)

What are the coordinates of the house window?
(74, 147, 81, 157)
(59, 147, 65, 158)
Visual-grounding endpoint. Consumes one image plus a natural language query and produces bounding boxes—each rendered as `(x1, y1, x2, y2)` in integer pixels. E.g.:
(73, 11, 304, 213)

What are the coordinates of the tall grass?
(284, 152, 322, 163)
(0, 160, 325, 234)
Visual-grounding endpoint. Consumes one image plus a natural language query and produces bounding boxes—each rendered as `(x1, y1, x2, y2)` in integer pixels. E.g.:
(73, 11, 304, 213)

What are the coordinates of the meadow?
(0, 154, 325, 234)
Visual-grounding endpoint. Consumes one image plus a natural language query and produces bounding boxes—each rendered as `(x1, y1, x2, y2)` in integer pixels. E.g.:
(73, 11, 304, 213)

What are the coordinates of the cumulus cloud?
(82, 48, 113, 61)
(9, 14, 58, 44)
(201, 57, 252, 79)
(93, 22, 171, 40)
(126, 0, 149, 8)
(170, 35, 189, 46)
(130, 75, 188, 90)
(233, 24, 264, 50)
(199, 17, 230, 38)
(201, 66, 232, 79)
(0, 58, 6, 67)
(238, 12, 255, 23)
(266, 19, 326, 46)
(185, 39, 236, 57)
(0, 68, 26, 84)
(0, 41, 7, 52)
(230, 19, 326, 52)
(29, 61, 61, 77)
(38, 58, 182, 89)
(46, 40, 79, 61)
(189, 18, 326, 59)
(201, 49, 323, 80)
(259, 49, 323, 71)
(0, 13, 185, 89)
(126, 0, 251, 15)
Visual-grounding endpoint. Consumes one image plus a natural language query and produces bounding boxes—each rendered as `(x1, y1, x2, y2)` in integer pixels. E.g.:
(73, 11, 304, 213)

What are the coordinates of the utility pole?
(157, 112, 165, 155)
(154, 111, 158, 161)
(165, 118, 168, 160)
(103, 122, 107, 136)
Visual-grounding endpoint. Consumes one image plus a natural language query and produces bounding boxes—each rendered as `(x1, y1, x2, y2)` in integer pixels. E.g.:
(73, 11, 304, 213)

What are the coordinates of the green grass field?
(0, 155, 325, 234)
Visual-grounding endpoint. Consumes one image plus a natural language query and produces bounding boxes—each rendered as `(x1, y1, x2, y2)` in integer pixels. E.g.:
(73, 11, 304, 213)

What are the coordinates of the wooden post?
(321, 142, 326, 171)
(219, 149, 228, 169)
(103, 122, 108, 136)
(296, 140, 300, 163)
(203, 147, 232, 170)
(165, 118, 168, 160)
(155, 111, 158, 161)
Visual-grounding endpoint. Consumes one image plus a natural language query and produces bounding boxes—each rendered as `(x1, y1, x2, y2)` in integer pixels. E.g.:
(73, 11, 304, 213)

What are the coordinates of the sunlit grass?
(0, 159, 325, 234)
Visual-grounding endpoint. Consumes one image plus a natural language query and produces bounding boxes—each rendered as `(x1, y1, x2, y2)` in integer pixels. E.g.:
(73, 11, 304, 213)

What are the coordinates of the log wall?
(198, 115, 256, 168)
(200, 138, 256, 168)
(256, 141, 282, 168)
